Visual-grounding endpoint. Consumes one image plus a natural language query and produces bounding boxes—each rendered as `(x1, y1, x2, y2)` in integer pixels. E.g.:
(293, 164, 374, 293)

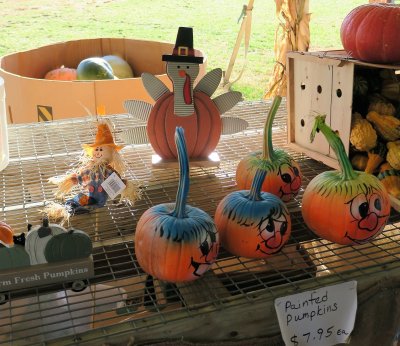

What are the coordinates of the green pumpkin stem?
(311, 115, 357, 180)
(248, 169, 267, 201)
(172, 127, 190, 218)
(262, 96, 282, 160)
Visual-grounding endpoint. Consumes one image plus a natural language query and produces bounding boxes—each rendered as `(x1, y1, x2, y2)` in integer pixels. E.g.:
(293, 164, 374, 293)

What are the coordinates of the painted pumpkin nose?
(359, 212, 378, 231)
(179, 70, 186, 77)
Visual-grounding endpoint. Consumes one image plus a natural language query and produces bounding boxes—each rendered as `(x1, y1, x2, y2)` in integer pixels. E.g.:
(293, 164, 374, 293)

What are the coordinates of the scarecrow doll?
(46, 121, 141, 220)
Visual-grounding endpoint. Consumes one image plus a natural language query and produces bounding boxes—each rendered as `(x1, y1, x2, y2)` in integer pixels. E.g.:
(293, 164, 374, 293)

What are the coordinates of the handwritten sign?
(274, 281, 357, 346)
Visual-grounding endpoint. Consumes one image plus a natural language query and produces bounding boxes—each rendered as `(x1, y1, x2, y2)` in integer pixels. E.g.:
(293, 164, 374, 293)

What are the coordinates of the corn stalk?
(264, 0, 310, 99)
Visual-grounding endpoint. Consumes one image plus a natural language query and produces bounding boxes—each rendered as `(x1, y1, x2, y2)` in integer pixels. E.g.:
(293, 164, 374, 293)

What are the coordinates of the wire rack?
(0, 99, 399, 345)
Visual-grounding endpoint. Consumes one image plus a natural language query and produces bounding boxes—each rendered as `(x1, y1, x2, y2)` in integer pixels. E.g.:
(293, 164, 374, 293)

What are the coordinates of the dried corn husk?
(264, 0, 311, 99)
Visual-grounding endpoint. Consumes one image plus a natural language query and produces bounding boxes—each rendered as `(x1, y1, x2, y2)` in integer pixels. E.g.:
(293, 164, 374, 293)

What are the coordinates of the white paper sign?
(101, 172, 126, 199)
(274, 281, 357, 346)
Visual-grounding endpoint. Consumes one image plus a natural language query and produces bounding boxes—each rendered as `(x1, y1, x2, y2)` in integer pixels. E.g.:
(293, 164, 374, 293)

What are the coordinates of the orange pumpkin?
(147, 91, 221, 159)
(302, 116, 391, 245)
(0, 221, 14, 246)
(44, 66, 77, 81)
(236, 96, 301, 202)
(135, 127, 219, 282)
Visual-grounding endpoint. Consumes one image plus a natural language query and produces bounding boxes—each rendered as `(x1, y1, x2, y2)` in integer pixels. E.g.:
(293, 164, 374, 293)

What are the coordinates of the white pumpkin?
(25, 219, 66, 265)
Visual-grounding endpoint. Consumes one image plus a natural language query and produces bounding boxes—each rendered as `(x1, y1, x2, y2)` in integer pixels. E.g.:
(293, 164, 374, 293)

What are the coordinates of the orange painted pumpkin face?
(215, 171, 291, 259)
(236, 152, 302, 203)
(135, 204, 219, 282)
(302, 171, 391, 245)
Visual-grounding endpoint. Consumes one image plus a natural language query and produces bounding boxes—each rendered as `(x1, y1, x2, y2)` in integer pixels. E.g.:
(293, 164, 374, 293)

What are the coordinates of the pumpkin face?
(0, 221, 14, 246)
(0, 244, 30, 270)
(136, 204, 219, 282)
(146, 91, 221, 159)
(44, 229, 92, 263)
(236, 96, 302, 203)
(302, 172, 390, 245)
(301, 116, 391, 245)
(135, 127, 219, 282)
(236, 151, 301, 202)
(25, 219, 66, 265)
(215, 169, 291, 258)
(340, 4, 400, 63)
(44, 67, 77, 81)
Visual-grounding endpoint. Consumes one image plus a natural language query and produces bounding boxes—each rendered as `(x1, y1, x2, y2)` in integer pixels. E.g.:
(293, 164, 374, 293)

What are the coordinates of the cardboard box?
(0, 38, 206, 124)
(286, 50, 400, 210)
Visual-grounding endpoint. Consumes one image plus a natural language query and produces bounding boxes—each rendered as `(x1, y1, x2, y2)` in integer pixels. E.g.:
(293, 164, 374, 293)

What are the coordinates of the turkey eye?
(177, 65, 180, 69)
(281, 173, 292, 183)
(186, 66, 190, 69)
(358, 202, 369, 218)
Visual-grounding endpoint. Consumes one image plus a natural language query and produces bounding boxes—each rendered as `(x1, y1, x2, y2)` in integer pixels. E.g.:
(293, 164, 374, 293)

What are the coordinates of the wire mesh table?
(0, 99, 399, 345)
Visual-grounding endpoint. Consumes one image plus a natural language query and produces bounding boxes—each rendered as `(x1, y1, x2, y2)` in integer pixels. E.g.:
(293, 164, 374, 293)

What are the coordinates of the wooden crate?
(286, 50, 400, 211)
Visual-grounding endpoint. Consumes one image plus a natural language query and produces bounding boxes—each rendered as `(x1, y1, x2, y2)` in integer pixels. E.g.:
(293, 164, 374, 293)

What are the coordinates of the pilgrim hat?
(162, 27, 204, 64)
(82, 122, 124, 153)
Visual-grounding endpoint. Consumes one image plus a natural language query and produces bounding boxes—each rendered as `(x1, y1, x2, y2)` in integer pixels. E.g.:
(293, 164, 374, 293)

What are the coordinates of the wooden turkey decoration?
(122, 27, 248, 161)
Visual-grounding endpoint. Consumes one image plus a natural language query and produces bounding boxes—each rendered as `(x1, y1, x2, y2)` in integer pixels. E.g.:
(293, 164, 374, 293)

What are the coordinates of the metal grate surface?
(0, 99, 399, 345)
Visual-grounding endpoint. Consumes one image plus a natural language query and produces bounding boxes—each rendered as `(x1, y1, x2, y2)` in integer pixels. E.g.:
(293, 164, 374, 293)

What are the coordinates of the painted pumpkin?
(0, 244, 30, 270)
(44, 229, 92, 263)
(135, 127, 219, 282)
(25, 218, 67, 265)
(340, 4, 400, 63)
(236, 96, 301, 202)
(44, 66, 77, 81)
(0, 221, 14, 247)
(215, 168, 291, 258)
(302, 115, 391, 245)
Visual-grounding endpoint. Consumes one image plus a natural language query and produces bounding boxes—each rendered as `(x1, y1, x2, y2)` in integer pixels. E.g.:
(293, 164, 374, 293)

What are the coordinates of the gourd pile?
(349, 67, 400, 200)
(43, 55, 134, 81)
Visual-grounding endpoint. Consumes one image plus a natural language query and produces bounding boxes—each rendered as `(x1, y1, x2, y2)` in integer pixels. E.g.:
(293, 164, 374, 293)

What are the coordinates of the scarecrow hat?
(162, 27, 204, 64)
(82, 122, 124, 153)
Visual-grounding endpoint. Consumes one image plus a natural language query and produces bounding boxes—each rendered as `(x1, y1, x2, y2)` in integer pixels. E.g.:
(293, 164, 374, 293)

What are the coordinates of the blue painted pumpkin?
(135, 127, 219, 282)
(215, 168, 291, 258)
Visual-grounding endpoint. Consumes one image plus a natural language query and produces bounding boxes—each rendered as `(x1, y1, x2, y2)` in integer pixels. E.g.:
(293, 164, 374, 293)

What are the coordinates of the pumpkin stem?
(262, 96, 282, 160)
(311, 115, 357, 180)
(248, 169, 267, 201)
(172, 127, 190, 218)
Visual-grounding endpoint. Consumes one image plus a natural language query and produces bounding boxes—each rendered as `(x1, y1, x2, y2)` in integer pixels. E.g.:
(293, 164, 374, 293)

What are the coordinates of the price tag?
(101, 172, 126, 199)
(274, 280, 357, 346)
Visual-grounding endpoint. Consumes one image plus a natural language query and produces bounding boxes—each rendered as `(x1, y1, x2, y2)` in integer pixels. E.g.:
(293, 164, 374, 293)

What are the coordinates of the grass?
(0, 0, 367, 100)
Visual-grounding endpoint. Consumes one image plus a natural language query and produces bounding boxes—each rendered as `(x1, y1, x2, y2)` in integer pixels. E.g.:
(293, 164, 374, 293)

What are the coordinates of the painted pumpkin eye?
(350, 194, 369, 219)
(260, 217, 275, 234)
(281, 173, 292, 183)
(199, 239, 210, 256)
(369, 193, 383, 213)
(280, 221, 288, 235)
(292, 166, 300, 177)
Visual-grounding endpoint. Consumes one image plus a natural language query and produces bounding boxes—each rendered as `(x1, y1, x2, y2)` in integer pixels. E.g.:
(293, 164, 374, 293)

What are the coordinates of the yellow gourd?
(378, 167, 400, 199)
(349, 113, 377, 151)
(365, 142, 387, 174)
(386, 141, 400, 170)
(351, 154, 368, 171)
(366, 111, 400, 142)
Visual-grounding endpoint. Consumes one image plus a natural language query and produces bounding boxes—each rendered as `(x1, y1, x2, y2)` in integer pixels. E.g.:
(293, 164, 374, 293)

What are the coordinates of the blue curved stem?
(172, 127, 189, 218)
(248, 169, 267, 201)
